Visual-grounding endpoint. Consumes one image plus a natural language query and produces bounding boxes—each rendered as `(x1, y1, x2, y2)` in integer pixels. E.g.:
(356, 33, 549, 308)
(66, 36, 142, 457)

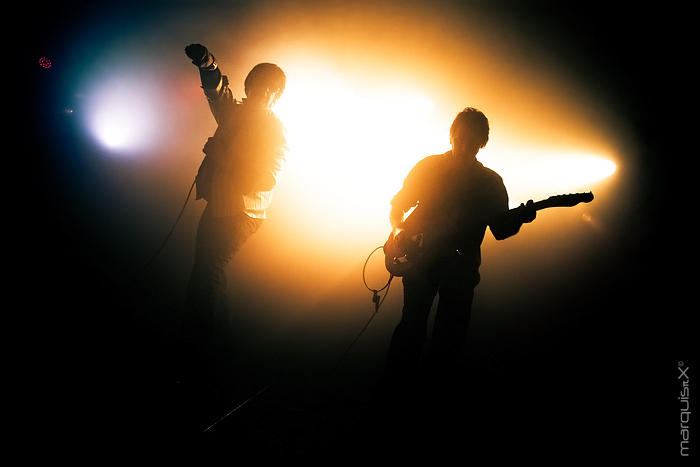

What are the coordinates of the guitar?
(383, 191, 594, 277)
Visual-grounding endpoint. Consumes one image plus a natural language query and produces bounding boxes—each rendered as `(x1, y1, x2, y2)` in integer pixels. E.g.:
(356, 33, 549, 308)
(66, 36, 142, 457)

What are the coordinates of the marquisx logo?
(679, 361, 691, 457)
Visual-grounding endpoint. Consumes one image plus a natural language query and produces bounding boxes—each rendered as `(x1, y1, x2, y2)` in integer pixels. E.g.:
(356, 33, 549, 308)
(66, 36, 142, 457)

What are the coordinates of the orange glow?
(272, 64, 447, 242)
(263, 59, 618, 261)
(479, 147, 617, 207)
(227, 56, 621, 313)
(142, 2, 633, 314)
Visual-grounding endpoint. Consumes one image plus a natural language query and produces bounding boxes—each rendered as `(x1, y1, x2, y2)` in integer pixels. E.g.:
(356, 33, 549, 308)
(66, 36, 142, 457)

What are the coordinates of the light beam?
(83, 74, 162, 155)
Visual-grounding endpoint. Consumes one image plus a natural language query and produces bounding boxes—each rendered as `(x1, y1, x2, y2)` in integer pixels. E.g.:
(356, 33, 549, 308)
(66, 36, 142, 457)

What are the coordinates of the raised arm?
(185, 43, 235, 124)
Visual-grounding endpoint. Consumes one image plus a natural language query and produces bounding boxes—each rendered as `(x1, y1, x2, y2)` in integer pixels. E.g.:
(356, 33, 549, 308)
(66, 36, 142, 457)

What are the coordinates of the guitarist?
(383, 107, 536, 389)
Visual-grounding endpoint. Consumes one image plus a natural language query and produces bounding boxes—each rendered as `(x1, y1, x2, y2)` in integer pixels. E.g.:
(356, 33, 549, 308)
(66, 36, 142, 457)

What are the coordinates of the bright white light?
(273, 67, 446, 240)
(481, 147, 617, 206)
(83, 76, 160, 154)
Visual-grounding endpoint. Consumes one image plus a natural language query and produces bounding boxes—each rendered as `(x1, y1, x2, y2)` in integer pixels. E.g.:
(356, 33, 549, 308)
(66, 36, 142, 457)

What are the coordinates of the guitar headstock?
(544, 191, 594, 208)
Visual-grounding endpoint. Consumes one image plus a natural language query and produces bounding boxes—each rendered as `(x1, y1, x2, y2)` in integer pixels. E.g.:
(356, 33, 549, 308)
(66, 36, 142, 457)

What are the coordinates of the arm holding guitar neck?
(489, 192, 594, 240)
(490, 200, 537, 240)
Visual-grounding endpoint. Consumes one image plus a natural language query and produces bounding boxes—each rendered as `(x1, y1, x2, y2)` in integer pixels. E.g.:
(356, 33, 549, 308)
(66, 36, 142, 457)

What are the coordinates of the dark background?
(20, 0, 692, 456)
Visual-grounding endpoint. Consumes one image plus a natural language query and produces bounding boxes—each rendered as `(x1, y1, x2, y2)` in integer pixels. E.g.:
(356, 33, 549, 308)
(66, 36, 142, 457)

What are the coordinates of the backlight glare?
(266, 62, 619, 275)
(83, 74, 162, 155)
(273, 67, 445, 237)
(481, 148, 617, 206)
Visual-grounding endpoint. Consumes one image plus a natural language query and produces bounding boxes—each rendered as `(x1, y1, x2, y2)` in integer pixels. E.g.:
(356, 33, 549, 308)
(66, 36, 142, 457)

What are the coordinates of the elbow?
(490, 223, 520, 241)
(491, 230, 508, 241)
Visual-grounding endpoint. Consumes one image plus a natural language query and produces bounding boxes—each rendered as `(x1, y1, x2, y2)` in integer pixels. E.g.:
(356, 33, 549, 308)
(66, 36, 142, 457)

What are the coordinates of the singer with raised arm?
(179, 43, 287, 398)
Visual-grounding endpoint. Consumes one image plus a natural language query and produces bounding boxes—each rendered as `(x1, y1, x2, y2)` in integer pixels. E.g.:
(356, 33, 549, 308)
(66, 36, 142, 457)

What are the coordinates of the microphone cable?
(141, 177, 197, 274)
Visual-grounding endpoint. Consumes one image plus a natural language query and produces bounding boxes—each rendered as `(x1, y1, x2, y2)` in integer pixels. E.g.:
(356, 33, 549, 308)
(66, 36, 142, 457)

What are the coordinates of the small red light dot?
(38, 56, 52, 69)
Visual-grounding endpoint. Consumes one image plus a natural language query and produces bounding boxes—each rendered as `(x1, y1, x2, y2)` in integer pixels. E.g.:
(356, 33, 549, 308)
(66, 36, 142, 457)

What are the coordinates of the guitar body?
(383, 191, 594, 277)
(384, 230, 424, 277)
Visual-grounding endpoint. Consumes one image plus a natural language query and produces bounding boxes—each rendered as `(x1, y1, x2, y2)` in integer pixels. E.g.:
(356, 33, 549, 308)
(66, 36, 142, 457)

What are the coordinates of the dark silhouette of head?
(450, 107, 489, 158)
(244, 63, 286, 108)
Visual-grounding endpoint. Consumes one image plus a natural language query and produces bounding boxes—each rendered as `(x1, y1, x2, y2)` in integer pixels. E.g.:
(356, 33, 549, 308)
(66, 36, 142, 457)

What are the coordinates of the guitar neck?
(529, 192, 594, 211)
(404, 192, 593, 231)
(532, 199, 554, 211)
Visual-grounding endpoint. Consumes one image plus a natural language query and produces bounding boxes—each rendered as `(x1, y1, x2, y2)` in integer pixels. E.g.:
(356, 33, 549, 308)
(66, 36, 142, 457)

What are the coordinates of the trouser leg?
(429, 286, 474, 373)
(177, 209, 262, 429)
(181, 208, 261, 380)
(384, 272, 438, 385)
(427, 265, 479, 382)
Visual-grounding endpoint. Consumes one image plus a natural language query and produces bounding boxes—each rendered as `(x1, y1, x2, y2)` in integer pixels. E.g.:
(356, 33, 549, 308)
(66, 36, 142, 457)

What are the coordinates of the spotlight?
(82, 74, 161, 155)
